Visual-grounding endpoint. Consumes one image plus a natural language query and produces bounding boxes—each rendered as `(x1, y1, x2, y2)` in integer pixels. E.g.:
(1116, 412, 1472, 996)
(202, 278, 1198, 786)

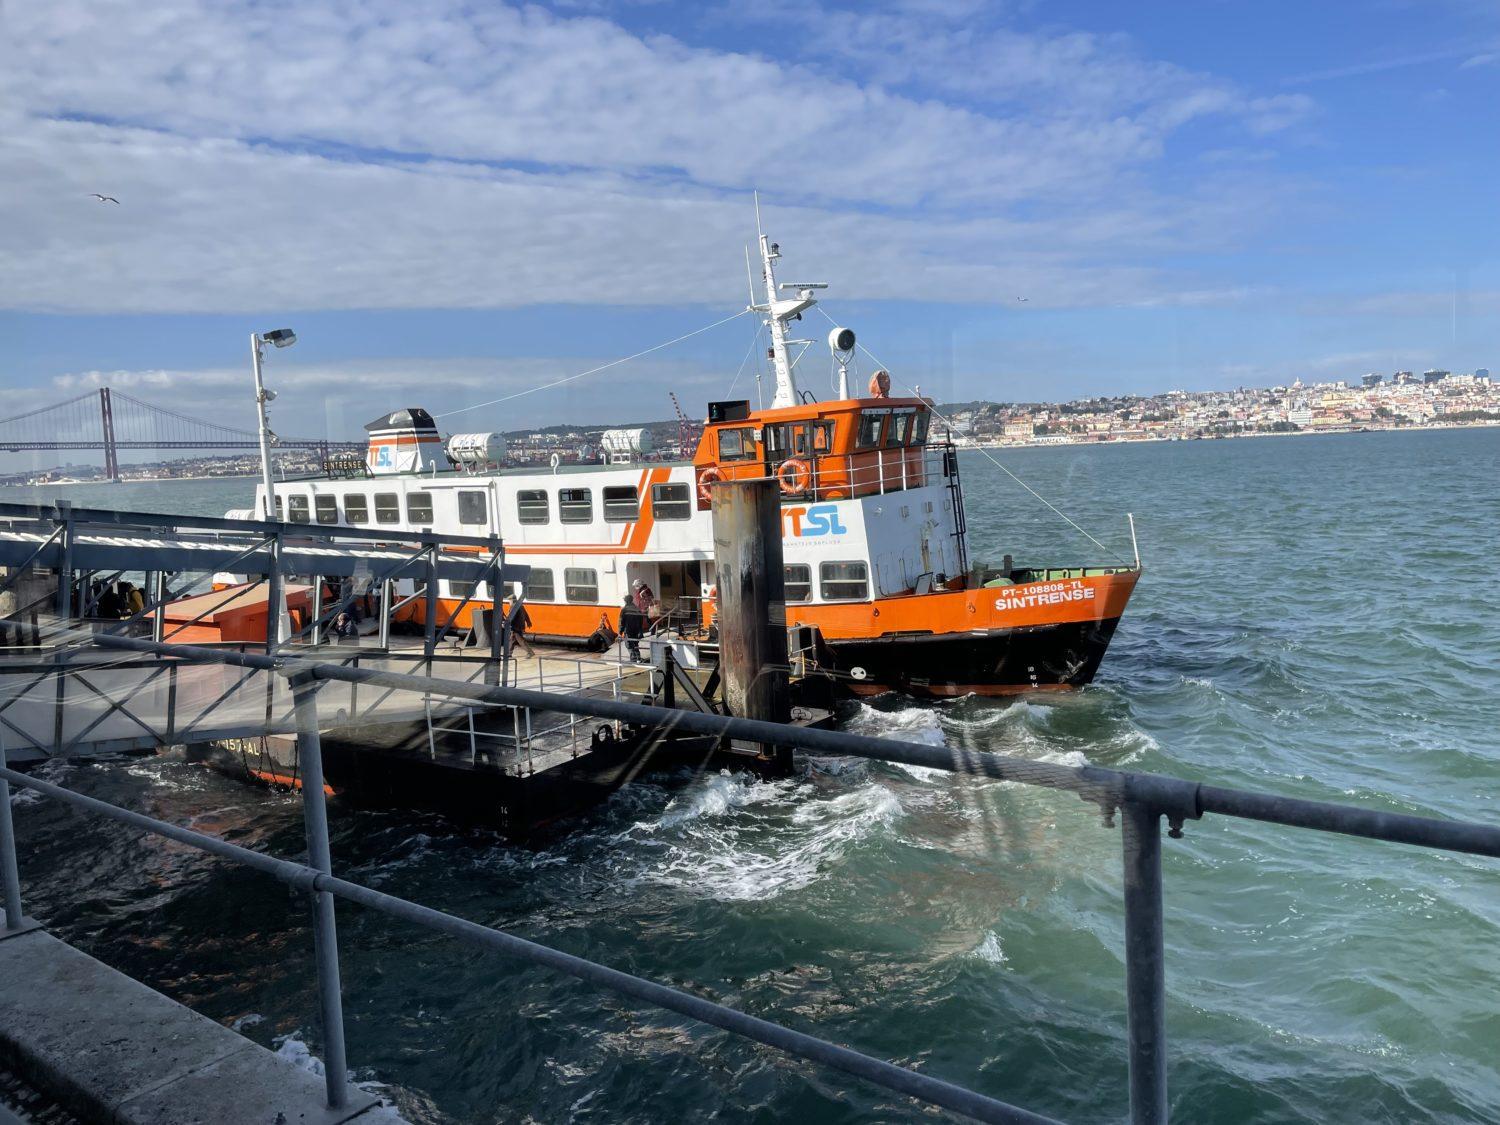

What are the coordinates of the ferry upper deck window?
(344, 494, 369, 524)
(820, 560, 869, 601)
(910, 412, 931, 446)
(784, 563, 812, 602)
(886, 411, 913, 447)
(525, 568, 555, 602)
(271, 496, 283, 518)
(856, 410, 887, 449)
(517, 490, 549, 525)
(407, 491, 434, 524)
(448, 578, 477, 598)
(651, 483, 691, 521)
(374, 492, 400, 524)
(314, 495, 339, 525)
(717, 427, 758, 461)
(559, 488, 593, 523)
(564, 567, 598, 603)
(287, 495, 311, 523)
(603, 485, 639, 523)
(810, 421, 833, 454)
(458, 490, 488, 526)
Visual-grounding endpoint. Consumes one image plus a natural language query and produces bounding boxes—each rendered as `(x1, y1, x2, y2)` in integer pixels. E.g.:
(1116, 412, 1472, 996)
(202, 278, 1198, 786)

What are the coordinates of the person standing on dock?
(618, 594, 645, 662)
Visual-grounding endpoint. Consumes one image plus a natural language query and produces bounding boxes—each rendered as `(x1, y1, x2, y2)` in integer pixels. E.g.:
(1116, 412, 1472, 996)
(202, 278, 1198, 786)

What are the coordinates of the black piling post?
(710, 478, 791, 770)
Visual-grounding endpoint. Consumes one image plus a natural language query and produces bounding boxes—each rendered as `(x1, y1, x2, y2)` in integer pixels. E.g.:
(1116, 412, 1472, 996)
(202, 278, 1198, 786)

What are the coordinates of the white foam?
(273, 1033, 411, 1122)
(971, 930, 1007, 965)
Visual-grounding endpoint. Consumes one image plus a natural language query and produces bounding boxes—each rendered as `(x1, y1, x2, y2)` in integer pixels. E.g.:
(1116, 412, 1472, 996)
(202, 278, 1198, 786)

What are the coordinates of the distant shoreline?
(958, 418, 1500, 452)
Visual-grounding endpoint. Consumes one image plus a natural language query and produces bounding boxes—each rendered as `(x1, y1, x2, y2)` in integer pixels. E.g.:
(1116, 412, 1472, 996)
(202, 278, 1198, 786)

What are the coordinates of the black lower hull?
(825, 617, 1123, 698)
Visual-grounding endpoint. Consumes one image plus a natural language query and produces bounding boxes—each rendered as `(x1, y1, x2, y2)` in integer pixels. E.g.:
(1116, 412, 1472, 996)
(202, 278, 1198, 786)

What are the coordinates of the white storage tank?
(445, 432, 507, 466)
(600, 428, 653, 456)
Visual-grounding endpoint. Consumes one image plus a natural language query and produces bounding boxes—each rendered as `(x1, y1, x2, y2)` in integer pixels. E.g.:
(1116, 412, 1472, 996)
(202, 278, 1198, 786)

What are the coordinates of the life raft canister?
(696, 465, 723, 506)
(777, 457, 811, 494)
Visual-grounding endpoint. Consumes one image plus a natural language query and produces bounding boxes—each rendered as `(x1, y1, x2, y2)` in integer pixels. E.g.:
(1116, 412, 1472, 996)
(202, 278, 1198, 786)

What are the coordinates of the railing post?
(422, 543, 438, 659)
(1122, 801, 1168, 1125)
(0, 734, 26, 930)
(288, 673, 350, 1110)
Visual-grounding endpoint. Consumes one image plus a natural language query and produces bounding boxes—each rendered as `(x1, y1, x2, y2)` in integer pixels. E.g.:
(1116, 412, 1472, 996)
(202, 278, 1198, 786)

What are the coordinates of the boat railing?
(709, 443, 957, 505)
(7, 630, 1500, 1125)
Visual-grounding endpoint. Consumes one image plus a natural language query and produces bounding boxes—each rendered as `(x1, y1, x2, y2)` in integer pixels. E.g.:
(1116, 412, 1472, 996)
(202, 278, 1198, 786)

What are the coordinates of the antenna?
(744, 244, 757, 308)
(754, 189, 763, 240)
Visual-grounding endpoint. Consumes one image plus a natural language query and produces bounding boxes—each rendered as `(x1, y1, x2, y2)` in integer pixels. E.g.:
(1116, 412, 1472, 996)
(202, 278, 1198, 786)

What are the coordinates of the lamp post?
(251, 328, 296, 646)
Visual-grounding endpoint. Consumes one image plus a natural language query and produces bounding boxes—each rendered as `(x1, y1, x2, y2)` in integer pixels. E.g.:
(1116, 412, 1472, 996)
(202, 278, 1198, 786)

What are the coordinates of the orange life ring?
(697, 466, 722, 505)
(777, 457, 811, 494)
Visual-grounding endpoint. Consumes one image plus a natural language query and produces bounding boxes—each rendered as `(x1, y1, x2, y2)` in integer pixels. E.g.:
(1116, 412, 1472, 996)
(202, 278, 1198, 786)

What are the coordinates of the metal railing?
(3, 631, 1499, 1124)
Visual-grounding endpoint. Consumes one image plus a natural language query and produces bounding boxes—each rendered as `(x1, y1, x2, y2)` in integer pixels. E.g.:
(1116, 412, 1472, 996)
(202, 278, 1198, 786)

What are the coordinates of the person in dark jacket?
(618, 594, 645, 662)
(332, 611, 359, 645)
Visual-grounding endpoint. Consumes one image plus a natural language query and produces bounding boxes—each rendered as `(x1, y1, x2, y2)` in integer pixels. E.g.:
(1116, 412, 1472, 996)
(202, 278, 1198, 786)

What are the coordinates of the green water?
(6, 429, 1500, 1123)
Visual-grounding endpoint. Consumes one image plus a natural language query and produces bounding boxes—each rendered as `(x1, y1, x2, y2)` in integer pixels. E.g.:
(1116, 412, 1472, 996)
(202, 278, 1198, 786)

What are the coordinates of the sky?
(3, 0, 1499, 462)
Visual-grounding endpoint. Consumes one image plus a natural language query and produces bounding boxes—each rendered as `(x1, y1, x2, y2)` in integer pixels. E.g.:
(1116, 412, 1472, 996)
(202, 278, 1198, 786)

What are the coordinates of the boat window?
(886, 411, 913, 447)
(856, 410, 887, 449)
(651, 483, 692, 521)
(516, 490, 549, 525)
(458, 490, 488, 526)
(602, 485, 639, 523)
(344, 494, 369, 524)
(449, 579, 478, 598)
(820, 560, 869, 601)
(559, 488, 593, 524)
(374, 492, 400, 524)
(314, 495, 339, 525)
(525, 568, 555, 603)
(910, 412, 931, 446)
(564, 567, 598, 603)
(784, 563, 812, 602)
(811, 421, 833, 453)
(287, 494, 311, 523)
(764, 424, 791, 461)
(272, 496, 283, 518)
(717, 427, 758, 462)
(407, 491, 434, 524)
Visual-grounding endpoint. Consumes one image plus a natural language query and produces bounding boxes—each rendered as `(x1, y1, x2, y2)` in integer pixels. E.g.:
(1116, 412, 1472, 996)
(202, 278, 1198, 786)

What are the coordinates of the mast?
(750, 226, 824, 409)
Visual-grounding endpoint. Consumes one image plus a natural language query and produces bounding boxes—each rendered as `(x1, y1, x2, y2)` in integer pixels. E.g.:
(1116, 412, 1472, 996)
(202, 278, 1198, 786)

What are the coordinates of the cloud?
(1, 0, 1315, 316)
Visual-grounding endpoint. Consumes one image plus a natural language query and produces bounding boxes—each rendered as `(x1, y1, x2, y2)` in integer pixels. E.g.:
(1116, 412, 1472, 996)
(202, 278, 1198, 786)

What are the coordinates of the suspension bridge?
(0, 387, 360, 478)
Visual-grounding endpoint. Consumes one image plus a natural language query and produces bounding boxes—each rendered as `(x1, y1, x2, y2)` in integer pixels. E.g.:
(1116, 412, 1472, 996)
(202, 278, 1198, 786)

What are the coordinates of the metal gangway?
(3, 630, 1499, 1124)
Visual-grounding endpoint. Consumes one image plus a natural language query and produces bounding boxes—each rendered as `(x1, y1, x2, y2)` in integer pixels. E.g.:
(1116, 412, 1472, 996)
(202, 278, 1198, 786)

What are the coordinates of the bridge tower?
(98, 388, 120, 481)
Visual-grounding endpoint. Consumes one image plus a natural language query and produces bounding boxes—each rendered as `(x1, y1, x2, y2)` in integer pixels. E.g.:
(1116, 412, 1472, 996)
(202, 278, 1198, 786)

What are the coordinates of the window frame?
(558, 487, 593, 524)
(886, 410, 914, 448)
(717, 426, 759, 462)
(856, 410, 889, 449)
(516, 489, 549, 525)
(563, 567, 599, 603)
(784, 563, 812, 603)
(525, 568, 556, 603)
(651, 482, 692, 521)
(343, 494, 369, 524)
(457, 489, 488, 526)
(286, 494, 311, 524)
(910, 412, 931, 446)
(374, 492, 401, 525)
(407, 490, 434, 525)
(819, 560, 870, 601)
(314, 495, 339, 525)
(602, 485, 639, 523)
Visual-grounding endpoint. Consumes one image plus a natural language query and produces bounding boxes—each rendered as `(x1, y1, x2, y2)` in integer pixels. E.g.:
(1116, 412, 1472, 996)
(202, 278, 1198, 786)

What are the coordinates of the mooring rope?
(816, 307, 1131, 566)
(436, 308, 752, 419)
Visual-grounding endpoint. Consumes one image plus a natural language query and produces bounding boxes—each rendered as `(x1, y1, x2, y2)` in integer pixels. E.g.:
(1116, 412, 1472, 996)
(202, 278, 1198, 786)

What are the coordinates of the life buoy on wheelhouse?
(777, 457, 811, 495)
(696, 465, 723, 506)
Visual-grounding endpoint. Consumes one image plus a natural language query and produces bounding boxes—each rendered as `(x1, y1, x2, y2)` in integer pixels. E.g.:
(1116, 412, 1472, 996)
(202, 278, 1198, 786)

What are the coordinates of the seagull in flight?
(1016, 296, 1028, 302)
(90, 194, 120, 204)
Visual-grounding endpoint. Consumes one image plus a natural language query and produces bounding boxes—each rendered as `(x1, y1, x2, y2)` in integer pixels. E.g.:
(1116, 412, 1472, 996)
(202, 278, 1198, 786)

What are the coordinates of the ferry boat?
(237, 234, 1140, 697)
